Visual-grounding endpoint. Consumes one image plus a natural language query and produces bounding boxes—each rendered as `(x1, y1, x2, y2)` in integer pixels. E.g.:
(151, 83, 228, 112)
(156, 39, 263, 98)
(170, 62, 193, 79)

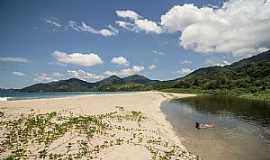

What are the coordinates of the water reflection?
(175, 96, 270, 128)
(161, 96, 270, 160)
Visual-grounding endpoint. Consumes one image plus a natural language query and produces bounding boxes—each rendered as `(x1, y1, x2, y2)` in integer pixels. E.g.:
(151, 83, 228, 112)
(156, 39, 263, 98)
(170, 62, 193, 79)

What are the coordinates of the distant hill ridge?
(20, 50, 270, 92)
(21, 74, 159, 92)
(169, 50, 270, 90)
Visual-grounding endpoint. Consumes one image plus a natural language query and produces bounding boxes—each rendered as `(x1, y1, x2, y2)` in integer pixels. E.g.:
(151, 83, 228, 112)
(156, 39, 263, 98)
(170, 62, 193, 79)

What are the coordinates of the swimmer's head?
(195, 122, 200, 129)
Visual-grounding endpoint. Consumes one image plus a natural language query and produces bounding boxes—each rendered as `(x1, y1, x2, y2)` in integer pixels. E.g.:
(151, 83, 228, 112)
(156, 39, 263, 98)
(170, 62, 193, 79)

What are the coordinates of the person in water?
(195, 121, 215, 129)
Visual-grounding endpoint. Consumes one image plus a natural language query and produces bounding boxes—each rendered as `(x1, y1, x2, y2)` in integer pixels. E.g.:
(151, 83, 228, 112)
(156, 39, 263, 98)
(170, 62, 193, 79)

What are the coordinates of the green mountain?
(21, 75, 159, 92)
(21, 78, 94, 92)
(20, 50, 270, 96)
(167, 50, 270, 92)
(123, 74, 154, 84)
(97, 75, 125, 85)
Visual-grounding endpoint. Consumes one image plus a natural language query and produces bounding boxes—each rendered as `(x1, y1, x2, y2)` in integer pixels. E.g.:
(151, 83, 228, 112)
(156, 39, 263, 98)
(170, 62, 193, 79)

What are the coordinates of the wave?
(0, 97, 11, 101)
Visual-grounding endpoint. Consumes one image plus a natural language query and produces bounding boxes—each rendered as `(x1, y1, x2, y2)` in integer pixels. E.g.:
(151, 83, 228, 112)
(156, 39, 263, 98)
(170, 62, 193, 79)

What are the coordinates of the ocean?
(0, 91, 134, 101)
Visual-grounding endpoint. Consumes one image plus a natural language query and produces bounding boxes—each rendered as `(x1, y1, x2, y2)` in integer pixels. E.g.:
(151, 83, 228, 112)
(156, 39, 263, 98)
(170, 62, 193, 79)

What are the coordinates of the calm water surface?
(161, 96, 270, 160)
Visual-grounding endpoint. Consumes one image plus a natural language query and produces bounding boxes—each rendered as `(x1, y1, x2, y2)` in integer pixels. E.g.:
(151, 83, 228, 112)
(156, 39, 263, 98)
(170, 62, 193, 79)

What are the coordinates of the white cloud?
(46, 19, 118, 37)
(116, 10, 142, 20)
(111, 56, 129, 66)
(52, 50, 103, 67)
(52, 72, 64, 77)
(68, 21, 81, 31)
(34, 70, 104, 83)
(161, 0, 270, 57)
(108, 25, 119, 34)
(103, 71, 118, 76)
(12, 72, 25, 76)
(45, 18, 62, 27)
(104, 65, 144, 77)
(204, 59, 231, 67)
(115, 21, 137, 32)
(132, 65, 144, 72)
(223, 60, 230, 66)
(67, 69, 104, 81)
(69, 21, 118, 37)
(148, 64, 156, 70)
(102, 29, 115, 37)
(135, 19, 163, 34)
(0, 57, 29, 63)
(116, 10, 163, 34)
(176, 68, 193, 75)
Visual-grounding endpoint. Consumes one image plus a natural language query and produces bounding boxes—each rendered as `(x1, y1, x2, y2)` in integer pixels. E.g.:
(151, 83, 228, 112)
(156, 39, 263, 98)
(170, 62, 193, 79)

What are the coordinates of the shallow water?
(161, 96, 270, 160)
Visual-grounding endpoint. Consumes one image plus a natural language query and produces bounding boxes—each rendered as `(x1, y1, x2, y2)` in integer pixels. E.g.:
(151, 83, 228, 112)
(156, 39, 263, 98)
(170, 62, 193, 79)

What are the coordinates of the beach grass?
(0, 106, 198, 160)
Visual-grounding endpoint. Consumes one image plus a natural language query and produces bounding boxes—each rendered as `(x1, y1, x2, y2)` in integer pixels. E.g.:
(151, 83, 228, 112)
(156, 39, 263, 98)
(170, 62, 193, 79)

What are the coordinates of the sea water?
(0, 91, 135, 101)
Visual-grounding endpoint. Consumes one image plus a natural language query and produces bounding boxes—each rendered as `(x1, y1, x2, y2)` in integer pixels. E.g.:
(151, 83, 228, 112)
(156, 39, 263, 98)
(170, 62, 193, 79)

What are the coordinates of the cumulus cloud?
(12, 72, 25, 76)
(104, 65, 144, 77)
(115, 21, 137, 32)
(161, 0, 270, 57)
(111, 56, 129, 66)
(134, 19, 163, 34)
(116, 10, 163, 34)
(0, 57, 29, 63)
(67, 69, 104, 81)
(68, 21, 118, 37)
(148, 64, 156, 70)
(52, 50, 103, 67)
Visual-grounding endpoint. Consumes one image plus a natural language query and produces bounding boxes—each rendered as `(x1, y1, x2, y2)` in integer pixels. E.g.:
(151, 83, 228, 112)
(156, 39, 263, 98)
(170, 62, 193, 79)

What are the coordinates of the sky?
(0, 0, 270, 88)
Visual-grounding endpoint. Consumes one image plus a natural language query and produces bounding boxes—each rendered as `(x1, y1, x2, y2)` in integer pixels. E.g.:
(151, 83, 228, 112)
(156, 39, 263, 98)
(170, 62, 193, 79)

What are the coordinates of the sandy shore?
(0, 91, 197, 159)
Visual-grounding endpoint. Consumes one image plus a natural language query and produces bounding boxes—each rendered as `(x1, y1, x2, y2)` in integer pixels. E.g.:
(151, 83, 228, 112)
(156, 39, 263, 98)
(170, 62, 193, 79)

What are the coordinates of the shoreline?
(160, 88, 270, 102)
(0, 91, 147, 102)
(0, 91, 197, 159)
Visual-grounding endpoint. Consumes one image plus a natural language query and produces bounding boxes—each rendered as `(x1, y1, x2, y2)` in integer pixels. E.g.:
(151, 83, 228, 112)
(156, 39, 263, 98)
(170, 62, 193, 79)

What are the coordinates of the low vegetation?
(0, 107, 198, 160)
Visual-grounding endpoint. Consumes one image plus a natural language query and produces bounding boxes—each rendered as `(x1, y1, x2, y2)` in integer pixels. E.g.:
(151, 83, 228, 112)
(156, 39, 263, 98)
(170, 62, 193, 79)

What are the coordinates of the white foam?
(0, 97, 10, 101)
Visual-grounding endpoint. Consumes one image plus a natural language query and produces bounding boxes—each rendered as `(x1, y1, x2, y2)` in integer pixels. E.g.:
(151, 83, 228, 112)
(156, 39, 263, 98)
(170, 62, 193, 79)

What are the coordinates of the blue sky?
(1, 0, 269, 88)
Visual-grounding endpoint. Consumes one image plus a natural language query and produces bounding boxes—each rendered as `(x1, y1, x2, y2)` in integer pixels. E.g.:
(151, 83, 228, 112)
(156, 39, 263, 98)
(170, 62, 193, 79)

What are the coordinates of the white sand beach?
(0, 91, 197, 160)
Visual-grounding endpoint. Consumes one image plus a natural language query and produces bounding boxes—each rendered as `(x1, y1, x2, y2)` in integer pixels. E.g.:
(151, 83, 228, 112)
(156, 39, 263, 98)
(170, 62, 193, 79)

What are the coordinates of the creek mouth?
(161, 95, 270, 160)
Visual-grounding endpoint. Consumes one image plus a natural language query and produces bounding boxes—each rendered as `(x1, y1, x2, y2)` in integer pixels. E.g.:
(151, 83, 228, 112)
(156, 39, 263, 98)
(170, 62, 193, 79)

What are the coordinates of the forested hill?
(20, 75, 159, 92)
(20, 50, 270, 94)
(165, 50, 270, 92)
